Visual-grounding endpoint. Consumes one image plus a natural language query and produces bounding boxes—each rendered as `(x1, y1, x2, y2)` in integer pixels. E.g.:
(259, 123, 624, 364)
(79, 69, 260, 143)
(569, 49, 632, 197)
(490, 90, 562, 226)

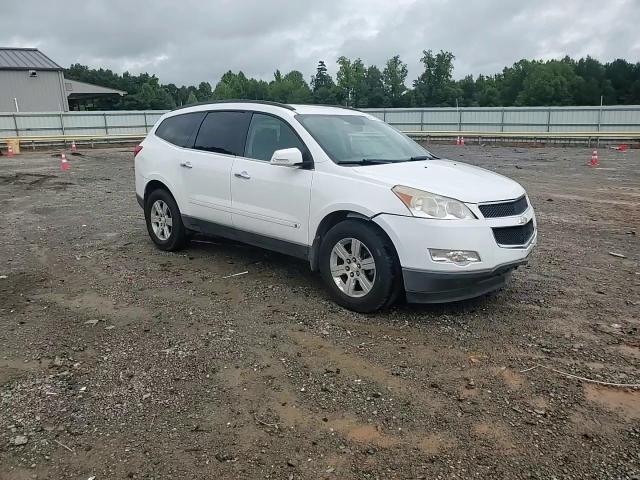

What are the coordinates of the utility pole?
(597, 95, 603, 147)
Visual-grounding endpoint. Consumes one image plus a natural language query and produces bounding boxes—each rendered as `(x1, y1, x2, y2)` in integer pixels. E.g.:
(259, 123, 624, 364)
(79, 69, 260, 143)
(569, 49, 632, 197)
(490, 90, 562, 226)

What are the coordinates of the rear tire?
(319, 220, 401, 313)
(145, 189, 187, 251)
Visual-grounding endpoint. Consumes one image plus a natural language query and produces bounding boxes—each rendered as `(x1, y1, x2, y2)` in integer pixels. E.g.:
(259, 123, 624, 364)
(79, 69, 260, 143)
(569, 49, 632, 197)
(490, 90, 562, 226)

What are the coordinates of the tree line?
(65, 52, 640, 110)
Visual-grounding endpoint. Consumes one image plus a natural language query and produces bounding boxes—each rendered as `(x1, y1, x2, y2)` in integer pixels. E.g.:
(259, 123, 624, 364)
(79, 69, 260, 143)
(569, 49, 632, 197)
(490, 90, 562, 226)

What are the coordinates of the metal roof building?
(0, 47, 125, 112)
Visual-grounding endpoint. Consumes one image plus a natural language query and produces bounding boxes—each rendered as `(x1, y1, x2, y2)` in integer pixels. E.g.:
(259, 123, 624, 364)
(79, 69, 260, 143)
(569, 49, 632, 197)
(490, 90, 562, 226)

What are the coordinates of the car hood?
(349, 159, 525, 203)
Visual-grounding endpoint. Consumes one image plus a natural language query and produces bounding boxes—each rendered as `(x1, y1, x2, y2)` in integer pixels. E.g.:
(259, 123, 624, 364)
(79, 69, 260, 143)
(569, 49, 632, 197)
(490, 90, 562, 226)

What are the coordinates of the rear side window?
(155, 112, 205, 147)
(194, 111, 251, 155)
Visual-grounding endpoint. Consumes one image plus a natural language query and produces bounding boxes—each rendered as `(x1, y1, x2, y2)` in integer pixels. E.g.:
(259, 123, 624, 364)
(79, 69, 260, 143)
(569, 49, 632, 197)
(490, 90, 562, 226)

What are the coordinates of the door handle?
(179, 161, 193, 169)
(234, 171, 251, 179)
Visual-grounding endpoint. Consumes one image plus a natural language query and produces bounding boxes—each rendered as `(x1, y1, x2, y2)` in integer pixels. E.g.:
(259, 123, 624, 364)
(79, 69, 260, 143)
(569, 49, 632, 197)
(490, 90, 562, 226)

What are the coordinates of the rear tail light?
(133, 145, 143, 158)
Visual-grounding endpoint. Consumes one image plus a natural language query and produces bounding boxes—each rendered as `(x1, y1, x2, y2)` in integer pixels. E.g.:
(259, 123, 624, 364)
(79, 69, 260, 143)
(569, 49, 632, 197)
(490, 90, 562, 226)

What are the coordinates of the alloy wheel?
(329, 237, 376, 297)
(150, 199, 173, 241)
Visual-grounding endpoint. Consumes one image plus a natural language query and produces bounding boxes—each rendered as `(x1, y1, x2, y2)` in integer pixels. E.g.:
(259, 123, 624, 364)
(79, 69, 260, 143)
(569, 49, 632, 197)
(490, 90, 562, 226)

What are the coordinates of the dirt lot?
(0, 144, 639, 480)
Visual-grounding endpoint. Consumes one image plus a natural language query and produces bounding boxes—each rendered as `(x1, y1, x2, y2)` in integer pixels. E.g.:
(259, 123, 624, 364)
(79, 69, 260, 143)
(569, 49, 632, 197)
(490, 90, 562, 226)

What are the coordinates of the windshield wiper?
(338, 155, 434, 165)
(338, 159, 396, 165)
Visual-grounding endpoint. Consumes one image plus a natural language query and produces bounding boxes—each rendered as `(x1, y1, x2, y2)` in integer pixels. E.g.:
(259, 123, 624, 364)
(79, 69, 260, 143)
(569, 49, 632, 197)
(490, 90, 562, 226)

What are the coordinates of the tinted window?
(155, 112, 205, 147)
(193, 111, 251, 155)
(244, 113, 306, 161)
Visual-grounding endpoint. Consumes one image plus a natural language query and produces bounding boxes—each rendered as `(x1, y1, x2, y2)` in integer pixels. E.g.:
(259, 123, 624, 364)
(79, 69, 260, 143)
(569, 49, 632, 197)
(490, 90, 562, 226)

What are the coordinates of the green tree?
(382, 55, 408, 107)
(311, 60, 333, 91)
(335, 57, 368, 107)
(475, 75, 501, 106)
(363, 65, 385, 107)
(574, 56, 607, 105)
(605, 59, 639, 104)
(310, 60, 337, 104)
(268, 70, 287, 102)
(65, 52, 640, 111)
(186, 91, 198, 105)
(165, 83, 179, 104)
(413, 50, 457, 106)
(336, 56, 354, 105)
(499, 59, 534, 105)
(196, 82, 213, 101)
(272, 70, 313, 103)
(515, 60, 581, 105)
(124, 78, 176, 109)
(457, 75, 477, 106)
(351, 59, 367, 107)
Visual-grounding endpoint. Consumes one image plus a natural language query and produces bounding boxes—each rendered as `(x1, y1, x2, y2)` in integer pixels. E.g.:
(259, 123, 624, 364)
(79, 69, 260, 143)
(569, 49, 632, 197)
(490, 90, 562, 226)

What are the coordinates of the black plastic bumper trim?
(182, 215, 310, 261)
(403, 259, 528, 303)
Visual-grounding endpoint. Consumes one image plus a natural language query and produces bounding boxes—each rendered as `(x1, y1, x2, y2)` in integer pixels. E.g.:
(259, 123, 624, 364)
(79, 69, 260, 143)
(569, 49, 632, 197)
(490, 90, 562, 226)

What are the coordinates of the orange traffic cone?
(60, 153, 70, 171)
(71, 141, 77, 153)
(460, 136, 465, 146)
(589, 149, 599, 167)
(455, 136, 461, 146)
(7, 145, 14, 157)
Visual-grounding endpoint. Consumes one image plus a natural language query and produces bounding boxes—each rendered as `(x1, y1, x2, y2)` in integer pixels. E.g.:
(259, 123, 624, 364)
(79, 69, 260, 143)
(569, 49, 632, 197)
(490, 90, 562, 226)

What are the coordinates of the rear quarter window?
(155, 112, 206, 147)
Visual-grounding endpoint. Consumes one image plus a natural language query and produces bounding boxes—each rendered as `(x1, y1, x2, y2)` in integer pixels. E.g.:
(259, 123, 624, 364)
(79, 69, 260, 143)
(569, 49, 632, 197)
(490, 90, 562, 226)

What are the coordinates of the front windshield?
(295, 114, 434, 164)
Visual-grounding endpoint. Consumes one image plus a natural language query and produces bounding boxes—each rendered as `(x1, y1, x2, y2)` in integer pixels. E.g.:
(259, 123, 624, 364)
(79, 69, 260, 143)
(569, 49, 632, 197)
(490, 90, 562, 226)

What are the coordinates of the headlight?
(392, 185, 475, 220)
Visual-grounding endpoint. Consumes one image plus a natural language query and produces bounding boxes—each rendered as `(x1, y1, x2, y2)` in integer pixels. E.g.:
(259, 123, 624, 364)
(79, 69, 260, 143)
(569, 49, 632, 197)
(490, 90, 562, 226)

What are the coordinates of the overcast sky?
(2, 0, 639, 86)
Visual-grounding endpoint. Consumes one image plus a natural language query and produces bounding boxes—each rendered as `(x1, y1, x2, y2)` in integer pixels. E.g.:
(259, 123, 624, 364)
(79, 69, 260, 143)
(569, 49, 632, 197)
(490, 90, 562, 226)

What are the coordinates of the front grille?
(492, 220, 535, 246)
(479, 196, 528, 218)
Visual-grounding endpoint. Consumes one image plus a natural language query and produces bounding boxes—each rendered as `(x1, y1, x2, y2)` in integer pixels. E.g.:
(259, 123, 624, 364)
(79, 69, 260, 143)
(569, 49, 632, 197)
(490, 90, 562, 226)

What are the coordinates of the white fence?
(0, 111, 167, 138)
(1, 106, 639, 142)
(363, 105, 640, 134)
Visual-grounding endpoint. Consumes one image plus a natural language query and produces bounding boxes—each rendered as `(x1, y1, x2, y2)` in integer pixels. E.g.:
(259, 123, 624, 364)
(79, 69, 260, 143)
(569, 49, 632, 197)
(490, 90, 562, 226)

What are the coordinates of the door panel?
(180, 149, 234, 225)
(183, 110, 251, 226)
(231, 158, 312, 244)
(231, 113, 313, 245)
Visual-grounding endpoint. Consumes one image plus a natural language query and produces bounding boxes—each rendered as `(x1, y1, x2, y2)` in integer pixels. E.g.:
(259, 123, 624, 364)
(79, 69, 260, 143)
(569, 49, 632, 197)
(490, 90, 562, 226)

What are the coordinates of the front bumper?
(402, 259, 527, 303)
(373, 209, 536, 273)
(372, 208, 536, 303)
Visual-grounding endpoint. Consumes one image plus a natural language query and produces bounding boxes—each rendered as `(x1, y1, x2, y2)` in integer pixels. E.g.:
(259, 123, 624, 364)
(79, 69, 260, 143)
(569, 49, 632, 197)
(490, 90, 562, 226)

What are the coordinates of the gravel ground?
(0, 144, 639, 480)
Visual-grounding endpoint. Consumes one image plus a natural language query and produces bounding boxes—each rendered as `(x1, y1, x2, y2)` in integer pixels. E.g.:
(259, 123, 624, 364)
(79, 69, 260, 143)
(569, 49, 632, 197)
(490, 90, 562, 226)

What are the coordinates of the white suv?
(134, 101, 536, 312)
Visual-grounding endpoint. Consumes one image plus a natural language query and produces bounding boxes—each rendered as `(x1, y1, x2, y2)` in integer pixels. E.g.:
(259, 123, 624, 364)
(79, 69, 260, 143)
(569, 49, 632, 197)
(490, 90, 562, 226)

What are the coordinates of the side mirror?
(270, 148, 303, 167)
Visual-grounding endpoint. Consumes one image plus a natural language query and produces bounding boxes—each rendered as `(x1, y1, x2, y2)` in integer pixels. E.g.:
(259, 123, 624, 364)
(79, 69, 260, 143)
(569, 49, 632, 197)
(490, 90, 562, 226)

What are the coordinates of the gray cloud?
(2, 0, 638, 86)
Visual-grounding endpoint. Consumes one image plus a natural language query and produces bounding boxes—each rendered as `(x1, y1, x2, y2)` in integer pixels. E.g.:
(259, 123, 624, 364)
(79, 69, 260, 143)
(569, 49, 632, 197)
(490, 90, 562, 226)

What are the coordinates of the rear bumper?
(403, 259, 527, 303)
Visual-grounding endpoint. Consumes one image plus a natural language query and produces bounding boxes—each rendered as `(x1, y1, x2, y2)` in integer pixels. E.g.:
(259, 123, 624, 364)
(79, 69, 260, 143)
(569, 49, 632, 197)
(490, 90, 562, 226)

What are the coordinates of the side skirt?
(182, 215, 310, 261)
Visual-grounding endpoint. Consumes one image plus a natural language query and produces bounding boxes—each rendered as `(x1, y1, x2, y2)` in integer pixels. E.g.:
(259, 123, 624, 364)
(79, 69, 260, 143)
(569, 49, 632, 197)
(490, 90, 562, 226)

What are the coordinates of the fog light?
(429, 249, 481, 266)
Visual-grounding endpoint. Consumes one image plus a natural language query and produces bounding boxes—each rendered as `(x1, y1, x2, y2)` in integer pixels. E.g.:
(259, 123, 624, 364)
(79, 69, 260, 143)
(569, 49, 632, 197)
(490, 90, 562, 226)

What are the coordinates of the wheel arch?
(144, 179, 175, 206)
(309, 210, 400, 272)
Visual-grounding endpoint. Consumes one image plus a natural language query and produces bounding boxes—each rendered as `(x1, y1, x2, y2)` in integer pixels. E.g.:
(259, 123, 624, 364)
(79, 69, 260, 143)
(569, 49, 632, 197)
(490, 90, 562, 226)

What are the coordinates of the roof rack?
(311, 104, 363, 113)
(172, 99, 295, 112)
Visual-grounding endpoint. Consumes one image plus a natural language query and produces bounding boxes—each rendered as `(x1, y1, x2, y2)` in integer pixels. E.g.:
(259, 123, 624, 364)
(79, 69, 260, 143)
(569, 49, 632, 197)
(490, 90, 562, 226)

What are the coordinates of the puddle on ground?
(616, 343, 640, 360)
(328, 420, 397, 448)
(418, 433, 455, 455)
(494, 366, 525, 390)
(584, 384, 640, 420)
(473, 422, 517, 454)
(0, 173, 72, 190)
(0, 358, 49, 386)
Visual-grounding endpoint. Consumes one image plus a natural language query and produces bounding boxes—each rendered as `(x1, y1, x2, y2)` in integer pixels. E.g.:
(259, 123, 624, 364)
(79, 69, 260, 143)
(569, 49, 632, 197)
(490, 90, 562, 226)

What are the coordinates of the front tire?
(319, 220, 401, 313)
(145, 189, 187, 251)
